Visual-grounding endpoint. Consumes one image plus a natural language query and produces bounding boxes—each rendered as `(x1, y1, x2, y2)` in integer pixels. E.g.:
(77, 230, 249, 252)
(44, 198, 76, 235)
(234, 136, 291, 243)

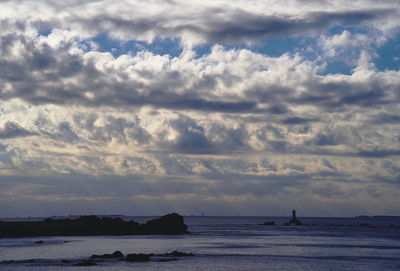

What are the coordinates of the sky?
(0, 0, 400, 217)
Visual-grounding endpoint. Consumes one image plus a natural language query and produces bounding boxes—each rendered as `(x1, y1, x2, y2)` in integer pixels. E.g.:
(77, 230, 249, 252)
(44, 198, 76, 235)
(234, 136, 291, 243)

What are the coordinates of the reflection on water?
(0, 216, 399, 271)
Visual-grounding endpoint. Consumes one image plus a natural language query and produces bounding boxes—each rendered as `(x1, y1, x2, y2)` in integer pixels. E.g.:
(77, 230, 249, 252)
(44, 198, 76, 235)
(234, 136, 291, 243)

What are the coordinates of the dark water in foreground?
(0, 216, 399, 270)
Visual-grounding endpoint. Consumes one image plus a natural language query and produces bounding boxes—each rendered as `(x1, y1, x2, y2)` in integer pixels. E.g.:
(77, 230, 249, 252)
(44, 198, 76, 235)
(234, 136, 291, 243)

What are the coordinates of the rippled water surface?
(1, 216, 399, 270)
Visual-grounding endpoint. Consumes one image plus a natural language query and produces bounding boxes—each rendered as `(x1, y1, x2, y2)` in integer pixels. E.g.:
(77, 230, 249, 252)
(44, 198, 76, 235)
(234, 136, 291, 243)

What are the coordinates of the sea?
(0, 216, 399, 271)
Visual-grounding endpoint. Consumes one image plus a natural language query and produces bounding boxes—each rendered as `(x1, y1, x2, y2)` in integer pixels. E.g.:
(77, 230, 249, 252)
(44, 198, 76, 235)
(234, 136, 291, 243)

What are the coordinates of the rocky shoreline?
(0, 213, 189, 237)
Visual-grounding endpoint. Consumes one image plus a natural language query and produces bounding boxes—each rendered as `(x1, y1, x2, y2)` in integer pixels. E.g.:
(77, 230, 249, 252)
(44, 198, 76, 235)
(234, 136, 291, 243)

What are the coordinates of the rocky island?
(0, 213, 189, 237)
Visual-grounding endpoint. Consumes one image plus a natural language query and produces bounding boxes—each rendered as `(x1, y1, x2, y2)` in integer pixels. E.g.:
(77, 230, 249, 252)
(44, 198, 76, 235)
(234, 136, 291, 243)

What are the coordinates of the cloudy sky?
(0, 0, 399, 217)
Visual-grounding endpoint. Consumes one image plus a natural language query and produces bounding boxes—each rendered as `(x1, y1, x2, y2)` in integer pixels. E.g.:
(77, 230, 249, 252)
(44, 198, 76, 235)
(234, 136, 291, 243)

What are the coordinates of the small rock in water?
(91, 250, 124, 259)
(34, 240, 44, 244)
(262, 221, 275, 226)
(160, 250, 194, 257)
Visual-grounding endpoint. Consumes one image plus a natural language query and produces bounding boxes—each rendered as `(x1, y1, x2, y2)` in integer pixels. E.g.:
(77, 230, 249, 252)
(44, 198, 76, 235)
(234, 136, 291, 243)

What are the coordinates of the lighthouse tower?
(286, 209, 302, 226)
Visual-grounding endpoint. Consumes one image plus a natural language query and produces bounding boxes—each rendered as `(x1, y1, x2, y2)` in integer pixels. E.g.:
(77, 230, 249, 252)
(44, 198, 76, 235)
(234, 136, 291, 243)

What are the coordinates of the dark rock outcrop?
(0, 259, 35, 264)
(158, 258, 178, 262)
(91, 250, 124, 259)
(261, 221, 276, 226)
(0, 213, 188, 237)
(158, 250, 194, 257)
(142, 213, 188, 234)
(359, 223, 375, 228)
(124, 250, 193, 262)
(125, 253, 151, 262)
(73, 260, 97, 266)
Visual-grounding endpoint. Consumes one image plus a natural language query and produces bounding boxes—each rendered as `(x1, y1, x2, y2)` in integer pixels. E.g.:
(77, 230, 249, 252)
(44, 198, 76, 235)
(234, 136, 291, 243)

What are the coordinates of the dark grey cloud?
(314, 134, 340, 146)
(196, 9, 391, 44)
(74, 8, 394, 45)
(158, 99, 257, 113)
(158, 116, 217, 154)
(0, 121, 38, 139)
(161, 115, 251, 155)
(292, 148, 400, 158)
(268, 104, 290, 114)
(0, 143, 7, 152)
(2, 0, 399, 46)
(57, 122, 79, 142)
(356, 149, 400, 158)
(291, 76, 398, 112)
(281, 116, 319, 125)
(35, 118, 80, 143)
(368, 113, 400, 124)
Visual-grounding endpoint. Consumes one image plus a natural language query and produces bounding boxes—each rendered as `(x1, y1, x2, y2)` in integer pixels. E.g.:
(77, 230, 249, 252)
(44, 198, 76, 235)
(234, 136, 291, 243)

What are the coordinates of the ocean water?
(0, 216, 399, 271)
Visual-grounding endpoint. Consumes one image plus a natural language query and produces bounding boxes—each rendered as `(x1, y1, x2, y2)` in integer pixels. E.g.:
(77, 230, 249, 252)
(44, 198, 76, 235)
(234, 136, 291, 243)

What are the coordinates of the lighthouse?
(285, 209, 302, 226)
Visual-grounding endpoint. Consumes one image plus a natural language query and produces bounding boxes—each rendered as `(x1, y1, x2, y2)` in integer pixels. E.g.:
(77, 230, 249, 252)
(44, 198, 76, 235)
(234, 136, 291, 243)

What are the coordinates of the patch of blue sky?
(193, 36, 315, 58)
(327, 25, 371, 36)
(38, 29, 52, 37)
(318, 61, 353, 75)
(85, 32, 318, 59)
(88, 33, 183, 57)
(374, 32, 400, 71)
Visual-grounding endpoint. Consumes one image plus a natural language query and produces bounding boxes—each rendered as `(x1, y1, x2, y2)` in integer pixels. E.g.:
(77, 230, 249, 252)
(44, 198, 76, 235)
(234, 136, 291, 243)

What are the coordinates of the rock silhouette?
(142, 213, 189, 234)
(0, 250, 195, 266)
(261, 221, 276, 226)
(0, 213, 188, 237)
(125, 253, 151, 262)
(90, 251, 124, 259)
(73, 260, 97, 266)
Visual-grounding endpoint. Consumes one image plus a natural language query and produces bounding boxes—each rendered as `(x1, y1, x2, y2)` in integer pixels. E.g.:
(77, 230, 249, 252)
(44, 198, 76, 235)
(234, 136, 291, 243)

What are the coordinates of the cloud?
(368, 113, 400, 124)
(0, 121, 38, 139)
(0, 0, 400, 216)
(281, 116, 318, 125)
(356, 149, 400, 158)
(314, 134, 340, 146)
(1, 30, 399, 115)
(2, 1, 399, 46)
(193, 9, 392, 45)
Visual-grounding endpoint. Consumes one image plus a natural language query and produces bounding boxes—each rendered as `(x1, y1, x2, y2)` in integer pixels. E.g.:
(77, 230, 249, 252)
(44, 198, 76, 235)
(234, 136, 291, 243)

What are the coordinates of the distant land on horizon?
(1, 214, 399, 222)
